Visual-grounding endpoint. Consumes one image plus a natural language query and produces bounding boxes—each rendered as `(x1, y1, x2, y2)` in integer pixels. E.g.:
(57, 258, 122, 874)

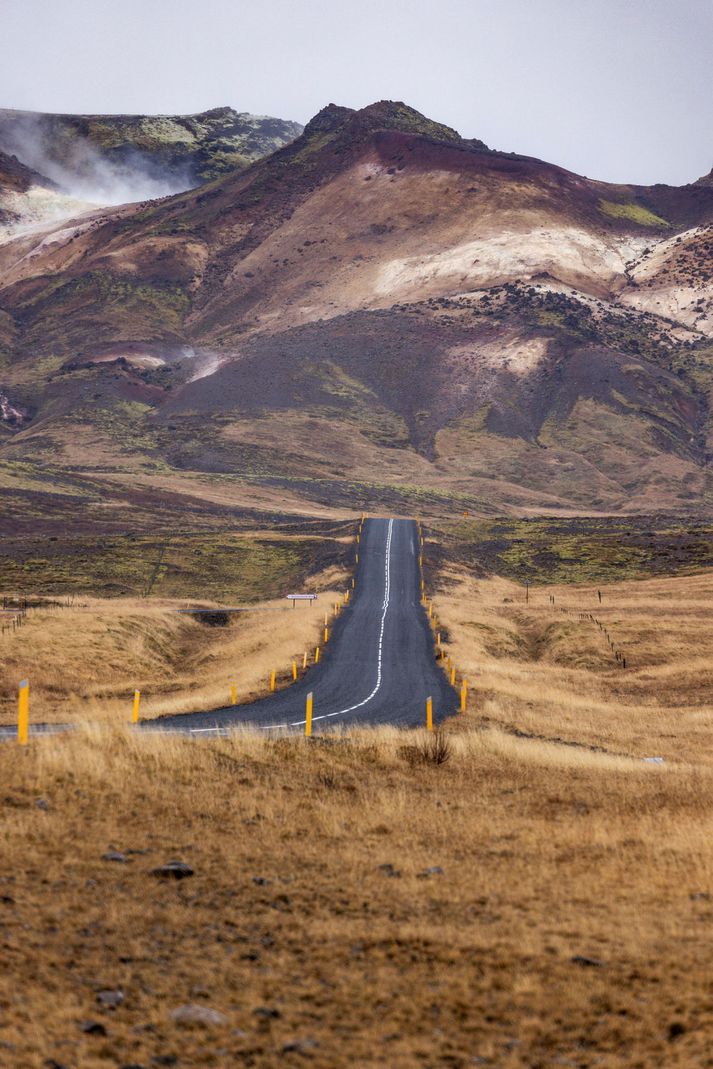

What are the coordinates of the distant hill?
(1, 99, 713, 520)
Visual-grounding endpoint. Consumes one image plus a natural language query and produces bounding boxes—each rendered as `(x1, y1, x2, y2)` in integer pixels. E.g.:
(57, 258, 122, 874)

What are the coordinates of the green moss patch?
(598, 200, 669, 227)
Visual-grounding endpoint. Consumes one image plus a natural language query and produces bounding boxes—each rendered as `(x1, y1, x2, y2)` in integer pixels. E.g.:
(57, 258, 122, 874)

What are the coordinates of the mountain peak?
(302, 103, 356, 138)
(301, 99, 489, 152)
(354, 100, 462, 141)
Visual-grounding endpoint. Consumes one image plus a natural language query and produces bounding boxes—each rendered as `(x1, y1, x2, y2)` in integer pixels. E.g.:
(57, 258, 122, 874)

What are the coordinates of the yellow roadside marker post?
(230, 684, 237, 705)
(426, 696, 433, 732)
(17, 680, 29, 745)
(302, 651, 308, 670)
(428, 601, 433, 619)
(324, 627, 329, 643)
(270, 670, 276, 692)
(450, 666, 456, 687)
(437, 632, 441, 646)
(460, 680, 468, 713)
(292, 661, 297, 682)
(315, 646, 320, 663)
(352, 578, 355, 589)
(132, 689, 141, 724)
(305, 692, 313, 737)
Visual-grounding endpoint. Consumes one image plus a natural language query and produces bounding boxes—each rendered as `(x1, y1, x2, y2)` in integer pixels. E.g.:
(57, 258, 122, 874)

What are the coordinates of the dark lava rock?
(253, 1006, 281, 1019)
(80, 1020, 107, 1035)
(102, 851, 130, 863)
(151, 860, 193, 880)
(416, 866, 444, 878)
(570, 954, 603, 967)
(378, 863, 401, 878)
(282, 1038, 319, 1054)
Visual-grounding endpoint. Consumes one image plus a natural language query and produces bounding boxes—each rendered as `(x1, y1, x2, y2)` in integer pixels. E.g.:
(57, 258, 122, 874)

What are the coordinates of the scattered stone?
(253, 1006, 281, 1019)
(570, 955, 603, 968)
(80, 1020, 107, 1035)
(97, 988, 124, 1008)
(690, 892, 711, 901)
(416, 866, 444, 878)
(44, 1060, 69, 1069)
(252, 876, 271, 885)
(668, 1021, 686, 1040)
(282, 1037, 319, 1054)
(152, 1058, 178, 1067)
(378, 863, 401, 878)
(151, 860, 193, 880)
(35, 798, 50, 811)
(102, 851, 130, 864)
(170, 1004, 227, 1027)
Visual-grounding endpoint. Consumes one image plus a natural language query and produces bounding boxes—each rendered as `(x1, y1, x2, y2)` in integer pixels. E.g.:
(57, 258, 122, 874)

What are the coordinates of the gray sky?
(1, 0, 711, 185)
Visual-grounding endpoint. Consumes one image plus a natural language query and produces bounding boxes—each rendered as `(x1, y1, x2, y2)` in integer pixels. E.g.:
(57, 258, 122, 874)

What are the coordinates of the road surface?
(151, 517, 457, 734)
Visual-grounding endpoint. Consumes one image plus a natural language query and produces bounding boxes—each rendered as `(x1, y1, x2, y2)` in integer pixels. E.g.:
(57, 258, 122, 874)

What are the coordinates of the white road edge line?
(252, 518, 394, 732)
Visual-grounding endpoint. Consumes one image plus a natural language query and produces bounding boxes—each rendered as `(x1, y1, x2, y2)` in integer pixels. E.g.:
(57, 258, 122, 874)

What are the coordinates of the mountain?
(2, 99, 713, 524)
(0, 106, 303, 206)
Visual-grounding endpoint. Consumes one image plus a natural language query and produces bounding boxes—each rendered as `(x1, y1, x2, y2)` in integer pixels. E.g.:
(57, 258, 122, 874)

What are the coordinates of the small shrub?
(400, 730, 452, 766)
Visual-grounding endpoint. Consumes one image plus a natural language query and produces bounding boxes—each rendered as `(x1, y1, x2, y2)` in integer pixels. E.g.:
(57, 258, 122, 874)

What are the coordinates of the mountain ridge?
(2, 98, 713, 519)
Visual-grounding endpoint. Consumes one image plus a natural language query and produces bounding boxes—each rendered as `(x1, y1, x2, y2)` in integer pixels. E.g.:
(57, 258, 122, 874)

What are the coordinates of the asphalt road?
(151, 517, 457, 735)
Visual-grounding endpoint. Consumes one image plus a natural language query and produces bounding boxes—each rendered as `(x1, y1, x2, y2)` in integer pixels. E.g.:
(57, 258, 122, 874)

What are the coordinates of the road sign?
(287, 594, 318, 607)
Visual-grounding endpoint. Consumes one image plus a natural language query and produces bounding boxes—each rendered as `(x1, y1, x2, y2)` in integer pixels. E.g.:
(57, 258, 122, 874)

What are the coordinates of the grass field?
(432, 564, 713, 765)
(3, 528, 713, 1065)
(0, 582, 348, 726)
(1, 722, 712, 1068)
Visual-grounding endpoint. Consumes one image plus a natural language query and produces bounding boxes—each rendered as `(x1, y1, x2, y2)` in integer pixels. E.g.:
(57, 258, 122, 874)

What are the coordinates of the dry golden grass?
(1, 725, 712, 1068)
(0, 565, 347, 725)
(434, 566, 713, 766)
(5, 555, 713, 1065)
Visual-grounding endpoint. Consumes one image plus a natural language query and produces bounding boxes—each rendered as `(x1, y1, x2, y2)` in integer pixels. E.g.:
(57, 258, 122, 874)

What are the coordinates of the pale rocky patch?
(374, 226, 652, 300)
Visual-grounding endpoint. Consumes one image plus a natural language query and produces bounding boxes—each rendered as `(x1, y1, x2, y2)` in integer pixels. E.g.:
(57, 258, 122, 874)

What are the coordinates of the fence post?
(18, 680, 29, 745)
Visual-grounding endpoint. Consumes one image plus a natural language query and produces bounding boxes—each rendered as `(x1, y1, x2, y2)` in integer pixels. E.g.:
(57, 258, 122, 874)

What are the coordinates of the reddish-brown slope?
(2, 101, 713, 514)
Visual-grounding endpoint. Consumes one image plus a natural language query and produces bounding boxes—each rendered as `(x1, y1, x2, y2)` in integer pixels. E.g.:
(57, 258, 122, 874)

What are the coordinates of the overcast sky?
(1, 0, 710, 185)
